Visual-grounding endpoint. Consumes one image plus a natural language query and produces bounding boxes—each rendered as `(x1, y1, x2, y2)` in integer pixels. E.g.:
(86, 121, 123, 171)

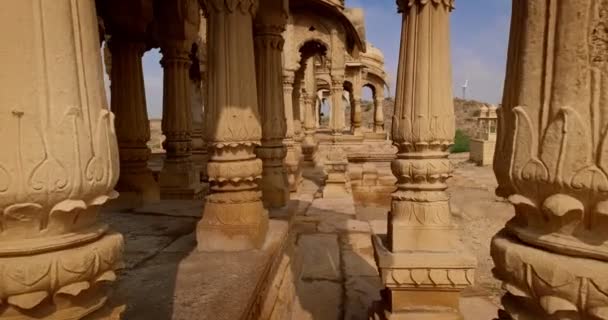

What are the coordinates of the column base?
(323, 182, 350, 199)
(491, 230, 608, 320)
(192, 152, 209, 183)
(0, 232, 123, 320)
(371, 234, 476, 319)
(284, 144, 302, 193)
(159, 160, 203, 200)
(114, 170, 160, 208)
(260, 170, 289, 208)
(196, 191, 269, 252)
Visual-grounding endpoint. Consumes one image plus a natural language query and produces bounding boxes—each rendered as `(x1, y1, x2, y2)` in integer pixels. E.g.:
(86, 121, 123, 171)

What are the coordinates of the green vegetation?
(450, 129, 470, 153)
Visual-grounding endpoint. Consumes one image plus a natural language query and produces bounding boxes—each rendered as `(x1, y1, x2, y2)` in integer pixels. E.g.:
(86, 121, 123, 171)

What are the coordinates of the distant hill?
(356, 97, 488, 138)
(147, 98, 488, 151)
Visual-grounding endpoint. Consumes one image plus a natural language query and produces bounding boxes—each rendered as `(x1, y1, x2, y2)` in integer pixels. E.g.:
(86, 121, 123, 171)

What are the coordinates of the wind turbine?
(461, 79, 469, 100)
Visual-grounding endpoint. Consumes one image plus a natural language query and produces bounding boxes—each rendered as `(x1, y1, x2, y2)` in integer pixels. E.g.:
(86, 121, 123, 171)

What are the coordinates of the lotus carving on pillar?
(498, 105, 608, 261)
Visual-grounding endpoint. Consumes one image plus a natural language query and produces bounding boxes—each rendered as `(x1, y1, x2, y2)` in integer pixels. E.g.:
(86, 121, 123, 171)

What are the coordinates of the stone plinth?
(491, 232, 608, 319)
(323, 147, 350, 199)
(371, 236, 476, 320)
(469, 139, 495, 166)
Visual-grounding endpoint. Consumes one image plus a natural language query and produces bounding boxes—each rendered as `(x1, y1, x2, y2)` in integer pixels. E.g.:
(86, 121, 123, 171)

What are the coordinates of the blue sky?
(348, 0, 511, 103)
(114, 0, 512, 118)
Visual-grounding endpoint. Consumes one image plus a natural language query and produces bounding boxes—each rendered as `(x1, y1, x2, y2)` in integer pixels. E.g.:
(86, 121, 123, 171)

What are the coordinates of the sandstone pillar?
(370, 0, 476, 319)
(100, 0, 160, 207)
(104, 1, 159, 205)
(329, 76, 345, 135)
(323, 146, 350, 198)
(158, 42, 202, 199)
(301, 91, 317, 162)
(109, 40, 159, 204)
(156, 0, 201, 199)
(0, 1, 123, 318)
(284, 72, 302, 192)
(254, 0, 289, 208)
(192, 14, 208, 183)
(492, 1, 608, 318)
(197, 0, 268, 251)
(351, 90, 363, 135)
(374, 90, 385, 133)
(190, 76, 207, 182)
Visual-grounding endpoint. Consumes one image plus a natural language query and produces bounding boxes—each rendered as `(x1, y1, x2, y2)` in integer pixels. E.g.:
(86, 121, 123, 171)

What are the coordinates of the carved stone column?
(190, 67, 206, 181)
(158, 42, 202, 199)
(351, 88, 363, 135)
(330, 76, 345, 134)
(283, 73, 302, 192)
(103, 0, 159, 205)
(370, 0, 476, 319)
(110, 40, 160, 204)
(192, 13, 208, 183)
(0, 1, 123, 318)
(492, 1, 608, 318)
(301, 91, 317, 162)
(254, 0, 289, 208)
(374, 90, 385, 133)
(197, 0, 268, 252)
(323, 146, 350, 198)
(100, 0, 160, 207)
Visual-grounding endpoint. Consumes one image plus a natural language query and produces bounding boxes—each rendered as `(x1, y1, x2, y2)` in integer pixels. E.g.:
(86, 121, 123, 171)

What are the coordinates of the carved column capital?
(330, 78, 344, 92)
(254, 0, 288, 33)
(99, 0, 153, 40)
(200, 0, 259, 15)
(397, 0, 455, 13)
(283, 74, 295, 87)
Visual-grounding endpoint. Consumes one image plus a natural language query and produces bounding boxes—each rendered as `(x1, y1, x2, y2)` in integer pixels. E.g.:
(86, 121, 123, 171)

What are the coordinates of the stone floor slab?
(293, 280, 342, 320)
(460, 296, 499, 320)
(132, 200, 204, 218)
(299, 233, 341, 281)
(344, 276, 382, 320)
(342, 248, 378, 277)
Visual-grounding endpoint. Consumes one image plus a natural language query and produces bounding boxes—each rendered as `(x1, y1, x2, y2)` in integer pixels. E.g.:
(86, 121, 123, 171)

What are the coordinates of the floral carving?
(493, 233, 608, 319)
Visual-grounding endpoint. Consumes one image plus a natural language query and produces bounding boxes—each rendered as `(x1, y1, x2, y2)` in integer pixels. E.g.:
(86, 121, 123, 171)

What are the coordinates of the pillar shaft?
(374, 92, 384, 133)
(158, 43, 202, 199)
(254, 1, 289, 208)
(0, 1, 123, 318)
(371, 0, 475, 318)
(192, 14, 208, 183)
(351, 91, 362, 135)
(110, 39, 159, 203)
(329, 77, 345, 134)
(301, 92, 317, 162)
(283, 73, 301, 192)
(492, 1, 608, 318)
(197, 0, 268, 251)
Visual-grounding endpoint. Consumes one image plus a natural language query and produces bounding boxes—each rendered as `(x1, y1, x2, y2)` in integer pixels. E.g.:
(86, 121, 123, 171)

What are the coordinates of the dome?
(488, 104, 498, 118)
(363, 43, 384, 63)
(479, 104, 489, 118)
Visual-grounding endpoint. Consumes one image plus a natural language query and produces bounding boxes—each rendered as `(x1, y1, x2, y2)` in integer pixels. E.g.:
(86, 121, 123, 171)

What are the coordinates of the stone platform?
(92, 165, 499, 320)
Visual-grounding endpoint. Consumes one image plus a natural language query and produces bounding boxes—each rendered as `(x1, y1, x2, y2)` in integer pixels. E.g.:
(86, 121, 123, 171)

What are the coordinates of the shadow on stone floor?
(291, 196, 383, 320)
(99, 202, 200, 320)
